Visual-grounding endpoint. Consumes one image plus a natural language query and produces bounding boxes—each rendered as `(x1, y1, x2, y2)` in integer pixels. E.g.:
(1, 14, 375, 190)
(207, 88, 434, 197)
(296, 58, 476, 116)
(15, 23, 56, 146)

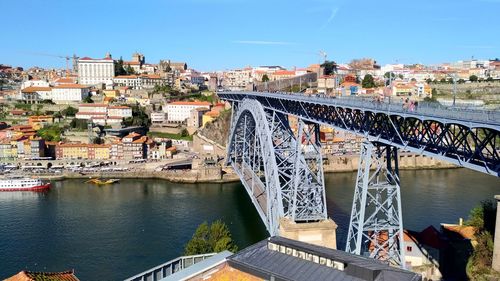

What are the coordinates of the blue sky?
(1, 0, 499, 71)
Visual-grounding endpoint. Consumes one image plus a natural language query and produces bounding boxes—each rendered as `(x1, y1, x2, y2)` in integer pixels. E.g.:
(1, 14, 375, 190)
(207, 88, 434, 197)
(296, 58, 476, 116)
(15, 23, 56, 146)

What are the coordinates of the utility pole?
(453, 73, 457, 107)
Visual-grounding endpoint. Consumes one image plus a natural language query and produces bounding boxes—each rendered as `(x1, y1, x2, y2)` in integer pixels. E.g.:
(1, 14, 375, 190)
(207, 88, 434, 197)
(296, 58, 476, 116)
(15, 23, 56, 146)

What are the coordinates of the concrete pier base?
(493, 195, 500, 272)
(278, 218, 337, 249)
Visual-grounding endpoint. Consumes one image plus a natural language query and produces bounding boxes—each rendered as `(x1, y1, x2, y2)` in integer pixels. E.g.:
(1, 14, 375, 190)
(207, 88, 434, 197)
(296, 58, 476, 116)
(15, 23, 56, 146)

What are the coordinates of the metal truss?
(226, 99, 327, 236)
(219, 92, 500, 177)
(345, 141, 406, 268)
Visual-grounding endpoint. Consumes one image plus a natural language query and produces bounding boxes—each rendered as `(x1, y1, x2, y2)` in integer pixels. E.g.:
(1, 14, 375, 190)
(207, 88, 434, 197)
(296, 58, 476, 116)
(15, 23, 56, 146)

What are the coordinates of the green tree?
(486, 76, 493, 82)
(184, 220, 238, 255)
(440, 78, 447, 83)
(70, 118, 89, 130)
(457, 79, 466, 84)
(425, 78, 433, 84)
(62, 106, 78, 117)
(83, 94, 94, 103)
(321, 60, 338, 75)
(53, 111, 63, 122)
(37, 125, 64, 141)
(431, 88, 437, 97)
(361, 74, 376, 88)
(465, 200, 498, 280)
(469, 75, 478, 82)
(125, 65, 136, 75)
(261, 74, 270, 82)
(122, 104, 150, 127)
(180, 128, 189, 137)
(114, 57, 127, 76)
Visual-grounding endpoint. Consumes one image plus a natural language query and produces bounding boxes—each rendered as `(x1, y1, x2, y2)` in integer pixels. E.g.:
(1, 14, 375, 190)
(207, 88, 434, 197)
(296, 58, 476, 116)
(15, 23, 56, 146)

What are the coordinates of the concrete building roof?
(228, 236, 421, 281)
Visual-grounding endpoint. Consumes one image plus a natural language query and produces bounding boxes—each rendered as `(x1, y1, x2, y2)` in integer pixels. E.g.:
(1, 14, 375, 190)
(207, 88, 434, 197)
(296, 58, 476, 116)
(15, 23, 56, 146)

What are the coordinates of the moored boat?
(0, 178, 51, 192)
(85, 178, 120, 185)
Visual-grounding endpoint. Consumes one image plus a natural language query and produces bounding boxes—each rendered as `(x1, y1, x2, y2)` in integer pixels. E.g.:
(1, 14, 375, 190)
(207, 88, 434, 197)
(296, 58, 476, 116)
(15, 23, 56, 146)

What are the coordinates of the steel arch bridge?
(220, 91, 500, 268)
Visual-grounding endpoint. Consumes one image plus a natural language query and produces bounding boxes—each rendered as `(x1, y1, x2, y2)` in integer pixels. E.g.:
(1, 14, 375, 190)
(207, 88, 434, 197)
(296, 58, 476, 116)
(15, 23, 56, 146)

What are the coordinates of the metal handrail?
(124, 253, 216, 281)
(225, 91, 500, 126)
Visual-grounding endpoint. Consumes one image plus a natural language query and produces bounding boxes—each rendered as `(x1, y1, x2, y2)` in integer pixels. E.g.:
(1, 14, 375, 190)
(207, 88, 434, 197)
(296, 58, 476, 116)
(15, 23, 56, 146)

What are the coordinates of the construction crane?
(28, 52, 79, 77)
(319, 50, 327, 63)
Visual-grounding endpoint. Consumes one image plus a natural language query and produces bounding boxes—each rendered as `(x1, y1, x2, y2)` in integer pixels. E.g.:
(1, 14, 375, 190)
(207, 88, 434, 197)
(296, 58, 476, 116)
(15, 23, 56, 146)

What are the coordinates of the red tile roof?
(169, 101, 211, 106)
(273, 70, 295, 76)
(21, 86, 52, 93)
(53, 84, 89, 89)
(5, 270, 79, 281)
(79, 104, 107, 107)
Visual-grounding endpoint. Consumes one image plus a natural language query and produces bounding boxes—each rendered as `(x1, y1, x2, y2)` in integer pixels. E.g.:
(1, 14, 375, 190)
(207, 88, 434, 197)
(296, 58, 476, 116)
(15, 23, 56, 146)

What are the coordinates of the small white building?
(108, 106, 132, 118)
(150, 112, 166, 124)
(51, 84, 90, 104)
(165, 101, 211, 123)
(75, 104, 132, 124)
(21, 79, 50, 90)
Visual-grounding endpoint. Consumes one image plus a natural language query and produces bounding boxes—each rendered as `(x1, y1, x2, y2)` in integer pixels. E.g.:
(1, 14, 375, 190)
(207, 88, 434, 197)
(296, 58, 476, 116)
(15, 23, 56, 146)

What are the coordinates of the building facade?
(165, 101, 211, 123)
(77, 55, 115, 85)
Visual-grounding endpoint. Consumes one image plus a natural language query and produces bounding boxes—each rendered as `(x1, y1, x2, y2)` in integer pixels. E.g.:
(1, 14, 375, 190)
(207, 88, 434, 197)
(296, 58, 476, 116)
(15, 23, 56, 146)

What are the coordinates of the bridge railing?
(231, 91, 500, 126)
(124, 253, 216, 281)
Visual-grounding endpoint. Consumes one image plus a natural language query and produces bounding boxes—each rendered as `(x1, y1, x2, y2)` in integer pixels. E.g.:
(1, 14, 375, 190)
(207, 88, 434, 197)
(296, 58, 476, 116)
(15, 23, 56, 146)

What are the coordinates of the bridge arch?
(227, 98, 328, 236)
(227, 99, 284, 235)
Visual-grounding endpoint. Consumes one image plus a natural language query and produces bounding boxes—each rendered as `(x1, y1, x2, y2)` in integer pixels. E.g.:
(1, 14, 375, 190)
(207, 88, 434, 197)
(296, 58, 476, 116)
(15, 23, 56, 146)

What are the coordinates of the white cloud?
(233, 40, 295, 45)
(322, 7, 339, 28)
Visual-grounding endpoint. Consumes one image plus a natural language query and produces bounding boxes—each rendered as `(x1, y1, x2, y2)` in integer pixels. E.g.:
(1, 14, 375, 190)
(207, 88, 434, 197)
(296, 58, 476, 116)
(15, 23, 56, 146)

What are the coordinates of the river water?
(0, 169, 498, 280)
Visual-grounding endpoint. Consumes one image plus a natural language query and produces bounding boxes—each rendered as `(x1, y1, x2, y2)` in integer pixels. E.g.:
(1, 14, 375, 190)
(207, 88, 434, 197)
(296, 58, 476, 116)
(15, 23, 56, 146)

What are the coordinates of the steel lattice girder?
(218, 93, 500, 177)
(345, 141, 406, 268)
(226, 99, 327, 236)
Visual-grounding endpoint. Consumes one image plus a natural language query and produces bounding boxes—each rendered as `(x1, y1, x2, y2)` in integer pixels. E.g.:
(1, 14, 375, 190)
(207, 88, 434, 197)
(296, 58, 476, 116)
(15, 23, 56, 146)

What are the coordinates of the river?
(0, 168, 498, 280)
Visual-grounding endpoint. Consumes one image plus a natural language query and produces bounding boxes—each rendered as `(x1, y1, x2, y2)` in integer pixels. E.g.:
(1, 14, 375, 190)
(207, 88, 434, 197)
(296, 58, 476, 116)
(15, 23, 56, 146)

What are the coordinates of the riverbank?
(33, 154, 457, 183)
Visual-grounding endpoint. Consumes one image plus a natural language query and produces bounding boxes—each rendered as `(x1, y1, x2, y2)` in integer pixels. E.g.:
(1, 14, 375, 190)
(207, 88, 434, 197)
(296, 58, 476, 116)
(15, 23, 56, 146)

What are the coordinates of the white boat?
(0, 178, 51, 192)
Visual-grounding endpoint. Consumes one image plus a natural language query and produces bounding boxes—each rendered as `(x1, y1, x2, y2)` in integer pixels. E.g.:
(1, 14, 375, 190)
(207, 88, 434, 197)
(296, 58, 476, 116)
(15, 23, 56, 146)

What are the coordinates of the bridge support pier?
(279, 218, 338, 249)
(346, 141, 406, 268)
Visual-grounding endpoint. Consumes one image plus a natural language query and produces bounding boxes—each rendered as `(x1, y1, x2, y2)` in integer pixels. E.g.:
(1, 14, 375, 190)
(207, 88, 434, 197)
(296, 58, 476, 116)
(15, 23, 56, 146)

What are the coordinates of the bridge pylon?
(346, 141, 406, 268)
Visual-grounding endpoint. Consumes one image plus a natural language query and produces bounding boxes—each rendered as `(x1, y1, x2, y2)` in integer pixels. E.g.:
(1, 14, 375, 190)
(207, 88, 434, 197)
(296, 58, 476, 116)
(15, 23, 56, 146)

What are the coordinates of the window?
(406, 246, 412, 252)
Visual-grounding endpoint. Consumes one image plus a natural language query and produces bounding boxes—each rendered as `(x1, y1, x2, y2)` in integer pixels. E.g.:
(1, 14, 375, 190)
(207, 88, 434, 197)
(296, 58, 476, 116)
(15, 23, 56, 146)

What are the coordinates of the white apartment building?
(113, 74, 167, 89)
(51, 84, 90, 104)
(75, 104, 132, 124)
(77, 55, 115, 85)
(223, 69, 253, 91)
(165, 101, 211, 122)
(108, 106, 132, 118)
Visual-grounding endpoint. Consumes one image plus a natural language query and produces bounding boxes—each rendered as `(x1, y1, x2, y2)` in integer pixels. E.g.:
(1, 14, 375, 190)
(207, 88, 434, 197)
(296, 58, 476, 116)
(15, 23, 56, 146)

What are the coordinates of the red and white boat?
(0, 178, 51, 192)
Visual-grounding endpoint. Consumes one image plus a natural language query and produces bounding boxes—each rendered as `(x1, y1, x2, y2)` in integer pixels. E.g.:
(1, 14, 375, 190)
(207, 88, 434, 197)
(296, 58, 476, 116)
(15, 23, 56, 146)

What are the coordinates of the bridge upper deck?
(219, 91, 500, 129)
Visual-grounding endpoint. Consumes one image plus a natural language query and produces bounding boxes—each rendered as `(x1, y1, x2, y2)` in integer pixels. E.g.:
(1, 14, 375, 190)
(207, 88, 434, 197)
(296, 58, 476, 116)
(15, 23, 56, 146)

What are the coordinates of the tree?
(261, 74, 270, 82)
(114, 57, 127, 76)
(321, 60, 338, 75)
(180, 128, 189, 137)
(122, 104, 150, 127)
(411, 78, 417, 82)
(465, 200, 498, 279)
(361, 74, 376, 88)
(62, 106, 78, 117)
(184, 220, 238, 255)
(125, 65, 136, 75)
(486, 76, 493, 82)
(425, 78, 433, 84)
(469, 75, 478, 82)
(447, 78, 454, 84)
(53, 111, 63, 122)
(440, 78, 447, 83)
(37, 125, 64, 141)
(83, 94, 94, 103)
(457, 79, 466, 84)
